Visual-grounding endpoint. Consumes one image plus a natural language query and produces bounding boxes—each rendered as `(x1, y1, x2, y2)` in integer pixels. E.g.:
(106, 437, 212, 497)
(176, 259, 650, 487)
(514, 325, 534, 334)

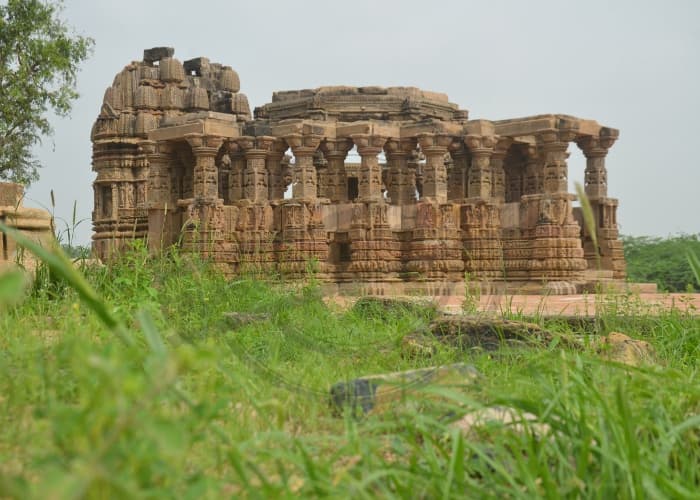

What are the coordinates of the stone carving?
(90, 47, 628, 293)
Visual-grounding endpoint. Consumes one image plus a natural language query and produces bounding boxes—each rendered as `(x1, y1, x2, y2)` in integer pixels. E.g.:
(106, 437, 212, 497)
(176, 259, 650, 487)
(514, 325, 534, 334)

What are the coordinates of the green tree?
(623, 234, 700, 292)
(0, 0, 93, 184)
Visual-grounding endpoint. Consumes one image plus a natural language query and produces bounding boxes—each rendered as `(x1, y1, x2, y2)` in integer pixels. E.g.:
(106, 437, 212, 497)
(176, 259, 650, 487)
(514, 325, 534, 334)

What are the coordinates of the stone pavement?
(328, 293, 700, 316)
(437, 293, 700, 315)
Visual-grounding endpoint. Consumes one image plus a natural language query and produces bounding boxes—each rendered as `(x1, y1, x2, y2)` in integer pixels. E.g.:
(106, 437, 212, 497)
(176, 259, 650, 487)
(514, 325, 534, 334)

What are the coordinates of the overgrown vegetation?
(623, 234, 700, 292)
(0, 232, 699, 497)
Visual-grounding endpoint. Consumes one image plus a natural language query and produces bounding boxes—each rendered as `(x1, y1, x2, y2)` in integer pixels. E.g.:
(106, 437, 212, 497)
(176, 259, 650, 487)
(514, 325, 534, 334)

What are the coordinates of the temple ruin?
(91, 47, 626, 295)
(0, 182, 53, 271)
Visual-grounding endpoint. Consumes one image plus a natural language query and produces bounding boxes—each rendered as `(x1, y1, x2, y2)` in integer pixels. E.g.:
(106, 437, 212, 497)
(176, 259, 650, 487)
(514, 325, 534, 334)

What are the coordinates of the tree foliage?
(623, 234, 700, 292)
(0, 0, 93, 184)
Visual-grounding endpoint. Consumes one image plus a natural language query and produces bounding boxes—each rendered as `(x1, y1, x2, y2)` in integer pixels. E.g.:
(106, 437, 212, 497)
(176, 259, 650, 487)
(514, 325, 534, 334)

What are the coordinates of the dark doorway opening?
(347, 177, 359, 201)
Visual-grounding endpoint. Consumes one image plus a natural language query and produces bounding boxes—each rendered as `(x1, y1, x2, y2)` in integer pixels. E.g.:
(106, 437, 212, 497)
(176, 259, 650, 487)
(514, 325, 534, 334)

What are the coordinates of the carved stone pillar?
(143, 140, 177, 252)
(526, 131, 586, 286)
(538, 130, 573, 194)
(351, 134, 387, 202)
(285, 133, 323, 200)
(267, 140, 288, 201)
(447, 138, 469, 202)
(576, 134, 616, 199)
(491, 139, 512, 203)
(384, 138, 417, 205)
(417, 133, 451, 203)
(464, 134, 498, 200)
(227, 141, 245, 203)
(522, 145, 542, 196)
(186, 134, 223, 201)
(575, 130, 624, 278)
(239, 136, 274, 203)
(143, 140, 173, 209)
(320, 137, 353, 202)
(462, 135, 502, 279)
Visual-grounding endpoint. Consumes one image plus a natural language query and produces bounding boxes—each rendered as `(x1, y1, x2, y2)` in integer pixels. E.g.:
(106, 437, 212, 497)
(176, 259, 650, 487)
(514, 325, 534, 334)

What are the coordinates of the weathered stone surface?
(143, 46, 174, 63)
(594, 331, 656, 366)
(223, 311, 271, 329)
(91, 47, 628, 295)
(0, 182, 54, 271)
(450, 406, 550, 438)
(329, 363, 479, 416)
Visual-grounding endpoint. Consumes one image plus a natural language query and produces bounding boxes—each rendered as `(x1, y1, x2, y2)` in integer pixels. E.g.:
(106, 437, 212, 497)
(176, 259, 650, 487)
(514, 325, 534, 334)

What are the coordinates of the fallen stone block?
(409, 315, 578, 353)
(223, 311, 271, 329)
(450, 406, 550, 439)
(329, 363, 479, 416)
(594, 331, 656, 366)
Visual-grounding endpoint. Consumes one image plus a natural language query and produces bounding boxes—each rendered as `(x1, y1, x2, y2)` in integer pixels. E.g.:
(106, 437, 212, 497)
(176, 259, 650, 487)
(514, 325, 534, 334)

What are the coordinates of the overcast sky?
(26, 0, 699, 245)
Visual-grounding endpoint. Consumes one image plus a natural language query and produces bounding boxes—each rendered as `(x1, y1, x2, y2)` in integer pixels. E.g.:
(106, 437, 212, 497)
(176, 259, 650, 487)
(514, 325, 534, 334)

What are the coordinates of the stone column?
(464, 134, 498, 200)
(186, 134, 223, 201)
(526, 130, 586, 286)
(384, 137, 417, 205)
(491, 138, 512, 203)
(522, 145, 542, 196)
(575, 130, 624, 278)
(417, 133, 451, 203)
(462, 134, 502, 279)
(266, 139, 288, 201)
(320, 137, 353, 202)
(225, 141, 245, 203)
(239, 136, 274, 203)
(285, 133, 323, 201)
(351, 134, 387, 202)
(576, 134, 615, 199)
(447, 138, 469, 202)
(143, 140, 175, 252)
(538, 131, 572, 194)
(143, 140, 173, 209)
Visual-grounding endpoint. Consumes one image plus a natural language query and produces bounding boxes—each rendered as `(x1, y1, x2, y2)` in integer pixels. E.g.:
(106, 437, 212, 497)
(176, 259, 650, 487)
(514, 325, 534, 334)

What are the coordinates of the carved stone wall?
(90, 47, 628, 294)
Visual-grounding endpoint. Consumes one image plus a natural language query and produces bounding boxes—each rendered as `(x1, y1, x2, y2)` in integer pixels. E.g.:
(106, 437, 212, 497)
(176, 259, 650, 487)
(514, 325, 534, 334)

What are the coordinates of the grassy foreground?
(1, 242, 699, 498)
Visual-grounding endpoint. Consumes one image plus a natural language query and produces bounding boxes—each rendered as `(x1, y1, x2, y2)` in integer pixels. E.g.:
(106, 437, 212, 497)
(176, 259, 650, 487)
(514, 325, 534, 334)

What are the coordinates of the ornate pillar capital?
(575, 134, 616, 158)
(416, 133, 452, 152)
(464, 134, 499, 157)
(320, 137, 353, 158)
(384, 137, 416, 158)
(351, 134, 387, 155)
(185, 133, 223, 156)
(284, 133, 323, 154)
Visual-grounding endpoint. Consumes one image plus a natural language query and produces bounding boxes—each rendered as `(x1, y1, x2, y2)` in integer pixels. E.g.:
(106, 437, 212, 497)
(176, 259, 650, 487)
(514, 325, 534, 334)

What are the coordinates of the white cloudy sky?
(27, 0, 700, 245)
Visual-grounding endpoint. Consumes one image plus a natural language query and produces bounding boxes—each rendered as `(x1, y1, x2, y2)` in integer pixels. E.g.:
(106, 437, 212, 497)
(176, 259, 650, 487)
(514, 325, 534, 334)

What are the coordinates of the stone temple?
(91, 47, 625, 295)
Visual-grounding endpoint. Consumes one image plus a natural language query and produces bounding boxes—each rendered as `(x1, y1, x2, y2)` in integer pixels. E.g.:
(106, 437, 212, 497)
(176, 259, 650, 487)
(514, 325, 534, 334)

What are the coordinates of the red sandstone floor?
(327, 293, 700, 316)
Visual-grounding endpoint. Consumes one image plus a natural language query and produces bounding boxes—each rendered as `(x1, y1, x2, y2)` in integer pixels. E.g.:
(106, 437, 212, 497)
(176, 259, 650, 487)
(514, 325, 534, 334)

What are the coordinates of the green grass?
(1, 234, 699, 498)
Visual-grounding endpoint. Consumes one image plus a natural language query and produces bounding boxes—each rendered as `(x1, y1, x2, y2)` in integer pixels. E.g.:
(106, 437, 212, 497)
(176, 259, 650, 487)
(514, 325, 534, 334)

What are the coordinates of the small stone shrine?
(91, 47, 626, 294)
(0, 182, 53, 270)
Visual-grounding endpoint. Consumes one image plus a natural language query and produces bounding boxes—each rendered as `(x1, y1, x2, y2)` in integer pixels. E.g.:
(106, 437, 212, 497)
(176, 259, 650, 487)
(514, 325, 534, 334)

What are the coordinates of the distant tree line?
(623, 234, 700, 292)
